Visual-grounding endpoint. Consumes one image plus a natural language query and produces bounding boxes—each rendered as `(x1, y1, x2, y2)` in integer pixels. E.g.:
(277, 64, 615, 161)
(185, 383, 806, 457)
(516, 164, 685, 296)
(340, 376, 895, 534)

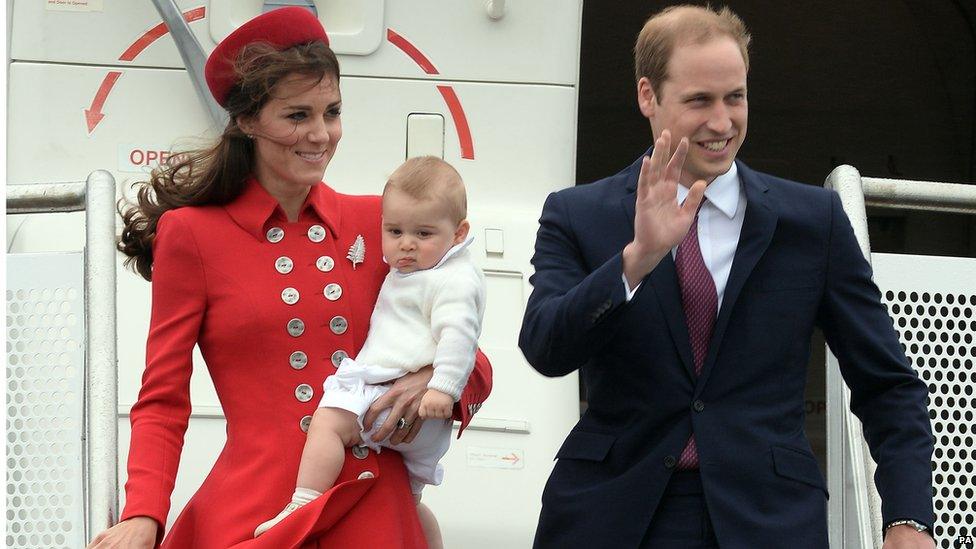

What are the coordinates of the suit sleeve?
(119, 212, 206, 539)
(816, 191, 934, 529)
(519, 191, 632, 377)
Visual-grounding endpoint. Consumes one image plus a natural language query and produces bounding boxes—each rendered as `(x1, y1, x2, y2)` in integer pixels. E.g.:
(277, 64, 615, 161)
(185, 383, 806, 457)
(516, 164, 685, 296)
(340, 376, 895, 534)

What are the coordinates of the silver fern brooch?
(347, 235, 365, 270)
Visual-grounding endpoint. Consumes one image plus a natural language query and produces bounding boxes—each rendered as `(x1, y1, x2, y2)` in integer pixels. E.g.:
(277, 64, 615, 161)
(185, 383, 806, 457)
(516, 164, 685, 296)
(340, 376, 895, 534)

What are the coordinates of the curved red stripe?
(386, 29, 439, 75)
(119, 6, 207, 62)
(437, 86, 474, 160)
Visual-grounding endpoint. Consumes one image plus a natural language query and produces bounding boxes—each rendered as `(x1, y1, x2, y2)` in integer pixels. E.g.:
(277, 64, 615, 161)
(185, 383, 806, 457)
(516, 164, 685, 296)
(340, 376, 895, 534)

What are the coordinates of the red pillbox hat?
(205, 7, 329, 107)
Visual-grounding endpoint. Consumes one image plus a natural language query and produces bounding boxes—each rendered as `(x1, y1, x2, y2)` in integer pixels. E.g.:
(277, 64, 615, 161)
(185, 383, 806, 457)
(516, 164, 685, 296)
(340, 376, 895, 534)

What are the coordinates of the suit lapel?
(620, 154, 697, 379)
(696, 164, 778, 393)
(649, 254, 697, 378)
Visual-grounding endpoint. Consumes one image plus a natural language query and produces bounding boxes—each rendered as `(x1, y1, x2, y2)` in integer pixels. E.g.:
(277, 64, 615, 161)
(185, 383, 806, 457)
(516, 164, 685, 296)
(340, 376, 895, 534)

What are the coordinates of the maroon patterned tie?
(674, 204, 717, 470)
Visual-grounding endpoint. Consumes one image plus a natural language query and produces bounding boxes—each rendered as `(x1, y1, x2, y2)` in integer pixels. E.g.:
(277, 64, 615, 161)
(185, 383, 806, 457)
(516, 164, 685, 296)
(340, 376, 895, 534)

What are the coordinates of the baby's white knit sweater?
(355, 241, 486, 400)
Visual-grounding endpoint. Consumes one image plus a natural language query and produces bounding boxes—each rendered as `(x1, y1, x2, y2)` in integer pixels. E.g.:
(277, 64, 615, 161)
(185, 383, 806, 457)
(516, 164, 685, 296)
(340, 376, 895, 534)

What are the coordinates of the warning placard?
(46, 0, 103, 12)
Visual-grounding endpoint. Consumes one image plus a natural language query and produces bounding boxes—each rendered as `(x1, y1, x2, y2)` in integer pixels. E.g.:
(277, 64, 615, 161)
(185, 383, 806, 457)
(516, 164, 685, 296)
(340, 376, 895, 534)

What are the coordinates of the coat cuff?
(452, 348, 492, 436)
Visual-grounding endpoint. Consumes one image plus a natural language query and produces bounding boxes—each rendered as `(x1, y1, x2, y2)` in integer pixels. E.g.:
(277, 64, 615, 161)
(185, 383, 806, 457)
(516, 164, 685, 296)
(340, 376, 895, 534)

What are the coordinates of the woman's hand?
(86, 516, 158, 549)
(363, 366, 433, 445)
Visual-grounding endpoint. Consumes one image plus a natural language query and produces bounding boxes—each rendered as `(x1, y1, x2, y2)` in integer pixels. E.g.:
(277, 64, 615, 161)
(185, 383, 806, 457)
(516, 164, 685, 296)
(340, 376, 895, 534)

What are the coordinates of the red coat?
(120, 179, 492, 548)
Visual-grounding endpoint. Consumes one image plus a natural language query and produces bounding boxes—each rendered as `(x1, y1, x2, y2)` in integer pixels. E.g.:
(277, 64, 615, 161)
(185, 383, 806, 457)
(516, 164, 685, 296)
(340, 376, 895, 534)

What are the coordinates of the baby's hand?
(419, 390, 454, 419)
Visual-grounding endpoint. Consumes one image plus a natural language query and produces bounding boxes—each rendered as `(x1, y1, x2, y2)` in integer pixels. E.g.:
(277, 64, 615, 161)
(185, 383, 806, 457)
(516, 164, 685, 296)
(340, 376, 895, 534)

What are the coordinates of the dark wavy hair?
(118, 41, 340, 281)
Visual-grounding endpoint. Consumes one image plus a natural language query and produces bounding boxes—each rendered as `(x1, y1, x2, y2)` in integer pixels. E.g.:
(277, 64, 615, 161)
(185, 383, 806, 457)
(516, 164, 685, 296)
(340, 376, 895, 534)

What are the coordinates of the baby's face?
(381, 189, 465, 273)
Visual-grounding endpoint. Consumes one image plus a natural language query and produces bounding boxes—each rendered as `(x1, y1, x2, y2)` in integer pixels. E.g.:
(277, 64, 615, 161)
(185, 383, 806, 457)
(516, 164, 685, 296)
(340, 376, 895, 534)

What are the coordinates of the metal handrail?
(6, 170, 119, 540)
(150, 0, 227, 129)
(824, 165, 976, 548)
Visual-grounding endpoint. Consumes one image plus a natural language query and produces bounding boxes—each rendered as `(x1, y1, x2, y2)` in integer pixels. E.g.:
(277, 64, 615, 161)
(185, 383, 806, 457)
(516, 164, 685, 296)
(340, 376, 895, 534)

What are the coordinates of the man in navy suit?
(519, 5, 934, 548)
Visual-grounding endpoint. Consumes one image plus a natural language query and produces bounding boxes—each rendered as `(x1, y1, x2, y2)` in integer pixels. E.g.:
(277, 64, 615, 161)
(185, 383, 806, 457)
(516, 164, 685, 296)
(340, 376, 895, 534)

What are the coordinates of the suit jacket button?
(352, 445, 369, 459)
(357, 471, 375, 480)
(693, 400, 705, 413)
(664, 455, 677, 469)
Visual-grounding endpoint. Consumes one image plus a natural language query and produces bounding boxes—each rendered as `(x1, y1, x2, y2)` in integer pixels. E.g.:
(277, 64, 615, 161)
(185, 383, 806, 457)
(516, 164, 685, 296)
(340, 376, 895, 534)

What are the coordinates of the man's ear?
(454, 220, 470, 244)
(637, 77, 657, 119)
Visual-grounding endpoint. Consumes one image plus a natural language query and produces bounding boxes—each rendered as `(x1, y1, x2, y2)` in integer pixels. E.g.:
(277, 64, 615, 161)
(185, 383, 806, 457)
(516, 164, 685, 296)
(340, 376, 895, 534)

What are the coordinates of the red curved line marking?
(386, 29, 439, 75)
(119, 6, 207, 62)
(437, 86, 474, 160)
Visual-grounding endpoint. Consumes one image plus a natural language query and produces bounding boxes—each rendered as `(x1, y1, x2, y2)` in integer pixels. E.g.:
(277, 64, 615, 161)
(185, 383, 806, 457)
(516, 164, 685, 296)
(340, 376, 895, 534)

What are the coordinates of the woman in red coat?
(87, 8, 491, 548)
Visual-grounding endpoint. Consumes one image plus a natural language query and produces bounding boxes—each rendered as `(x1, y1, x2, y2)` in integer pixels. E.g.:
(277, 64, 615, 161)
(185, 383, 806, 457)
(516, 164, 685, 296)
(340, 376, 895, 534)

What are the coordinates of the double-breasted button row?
(277, 256, 336, 274)
(266, 226, 329, 244)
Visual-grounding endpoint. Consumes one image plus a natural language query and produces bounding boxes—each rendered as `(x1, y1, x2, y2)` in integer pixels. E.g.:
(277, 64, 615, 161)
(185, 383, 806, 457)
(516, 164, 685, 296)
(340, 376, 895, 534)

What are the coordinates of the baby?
(255, 156, 486, 537)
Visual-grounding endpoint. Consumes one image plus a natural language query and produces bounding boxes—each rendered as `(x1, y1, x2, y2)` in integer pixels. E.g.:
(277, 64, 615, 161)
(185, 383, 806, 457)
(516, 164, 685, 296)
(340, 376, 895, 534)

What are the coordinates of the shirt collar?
(224, 177, 340, 241)
(676, 162, 740, 219)
(392, 236, 475, 277)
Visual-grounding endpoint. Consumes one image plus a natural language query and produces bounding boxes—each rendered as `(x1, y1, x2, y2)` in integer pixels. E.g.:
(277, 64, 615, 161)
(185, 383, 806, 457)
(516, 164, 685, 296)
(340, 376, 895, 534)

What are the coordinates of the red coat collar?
(224, 178, 341, 241)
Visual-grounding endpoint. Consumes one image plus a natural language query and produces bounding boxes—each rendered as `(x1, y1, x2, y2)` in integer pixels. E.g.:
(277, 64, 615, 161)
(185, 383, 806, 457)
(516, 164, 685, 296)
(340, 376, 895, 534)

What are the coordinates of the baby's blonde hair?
(383, 156, 467, 224)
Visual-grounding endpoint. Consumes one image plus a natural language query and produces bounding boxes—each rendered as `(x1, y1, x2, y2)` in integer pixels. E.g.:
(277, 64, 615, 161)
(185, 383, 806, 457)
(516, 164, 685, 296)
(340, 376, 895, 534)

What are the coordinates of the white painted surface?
(7, 2, 583, 547)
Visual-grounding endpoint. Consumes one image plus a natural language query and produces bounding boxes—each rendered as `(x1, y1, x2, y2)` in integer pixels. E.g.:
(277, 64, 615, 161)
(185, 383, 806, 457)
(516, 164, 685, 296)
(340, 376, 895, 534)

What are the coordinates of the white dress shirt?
(623, 162, 747, 312)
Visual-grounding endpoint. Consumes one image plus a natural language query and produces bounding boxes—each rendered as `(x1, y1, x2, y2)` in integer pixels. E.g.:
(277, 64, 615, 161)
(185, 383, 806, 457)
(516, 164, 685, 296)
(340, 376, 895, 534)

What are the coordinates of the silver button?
(323, 283, 342, 301)
(329, 316, 348, 335)
(308, 225, 327, 242)
(275, 257, 294, 274)
(357, 471, 375, 480)
(287, 318, 305, 337)
(295, 383, 314, 402)
(289, 351, 308, 370)
(331, 350, 349, 368)
(315, 256, 335, 272)
(281, 287, 300, 305)
(300, 415, 313, 433)
(266, 227, 284, 243)
(352, 445, 369, 459)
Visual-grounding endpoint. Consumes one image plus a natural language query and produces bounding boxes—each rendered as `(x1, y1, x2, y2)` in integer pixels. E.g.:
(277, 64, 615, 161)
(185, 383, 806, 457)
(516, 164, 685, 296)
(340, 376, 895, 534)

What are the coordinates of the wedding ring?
(396, 417, 412, 430)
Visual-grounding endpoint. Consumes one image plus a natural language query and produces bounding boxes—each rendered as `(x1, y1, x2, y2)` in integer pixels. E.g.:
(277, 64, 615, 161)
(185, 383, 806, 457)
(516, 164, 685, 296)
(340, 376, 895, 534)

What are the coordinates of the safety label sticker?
(46, 0, 103, 12)
(466, 446, 524, 470)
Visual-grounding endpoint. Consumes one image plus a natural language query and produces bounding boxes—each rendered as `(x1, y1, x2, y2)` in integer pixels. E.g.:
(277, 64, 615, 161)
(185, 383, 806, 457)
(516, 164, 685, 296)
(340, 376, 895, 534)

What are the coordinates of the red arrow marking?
(386, 29, 439, 74)
(386, 28, 474, 160)
(85, 71, 122, 134)
(501, 453, 520, 464)
(119, 6, 206, 62)
(437, 86, 474, 160)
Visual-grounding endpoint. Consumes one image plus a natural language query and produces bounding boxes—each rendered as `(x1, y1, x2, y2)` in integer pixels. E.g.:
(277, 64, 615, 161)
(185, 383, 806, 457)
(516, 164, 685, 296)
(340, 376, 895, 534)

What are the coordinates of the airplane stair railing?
(825, 165, 976, 549)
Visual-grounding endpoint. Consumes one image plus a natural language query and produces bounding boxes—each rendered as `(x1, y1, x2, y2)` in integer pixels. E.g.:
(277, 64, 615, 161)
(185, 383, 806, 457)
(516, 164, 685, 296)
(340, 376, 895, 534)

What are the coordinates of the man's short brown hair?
(634, 5, 751, 99)
(383, 156, 467, 224)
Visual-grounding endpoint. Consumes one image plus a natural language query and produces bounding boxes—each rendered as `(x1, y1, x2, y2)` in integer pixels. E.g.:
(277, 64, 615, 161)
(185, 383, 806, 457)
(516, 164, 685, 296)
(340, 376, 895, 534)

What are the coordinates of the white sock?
(292, 487, 322, 506)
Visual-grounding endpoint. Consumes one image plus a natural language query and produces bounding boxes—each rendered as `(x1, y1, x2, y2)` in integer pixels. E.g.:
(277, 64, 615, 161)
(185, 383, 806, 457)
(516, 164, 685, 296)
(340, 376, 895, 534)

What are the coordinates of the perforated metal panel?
(873, 253, 976, 548)
(5, 252, 86, 549)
